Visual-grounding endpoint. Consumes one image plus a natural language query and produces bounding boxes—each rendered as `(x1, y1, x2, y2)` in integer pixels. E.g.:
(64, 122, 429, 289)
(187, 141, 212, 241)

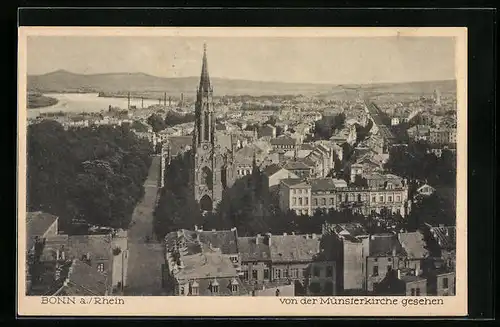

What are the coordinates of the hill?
(27, 70, 456, 98)
(27, 70, 336, 97)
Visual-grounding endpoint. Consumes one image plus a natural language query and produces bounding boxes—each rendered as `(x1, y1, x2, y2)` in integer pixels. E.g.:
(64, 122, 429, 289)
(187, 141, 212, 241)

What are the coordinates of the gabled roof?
(280, 178, 309, 188)
(27, 211, 58, 241)
(237, 236, 271, 262)
(283, 160, 313, 170)
(53, 259, 108, 296)
(262, 164, 284, 177)
(310, 178, 338, 192)
(398, 231, 429, 259)
(269, 234, 321, 263)
(369, 234, 406, 257)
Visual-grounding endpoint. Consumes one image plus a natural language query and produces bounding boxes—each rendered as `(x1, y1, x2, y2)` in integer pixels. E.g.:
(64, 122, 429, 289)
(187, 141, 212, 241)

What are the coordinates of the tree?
(27, 121, 152, 231)
(147, 113, 166, 133)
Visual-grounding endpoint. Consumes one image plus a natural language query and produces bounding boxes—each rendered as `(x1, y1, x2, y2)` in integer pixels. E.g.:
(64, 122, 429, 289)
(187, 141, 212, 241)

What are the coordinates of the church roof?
(199, 43, 211, 92)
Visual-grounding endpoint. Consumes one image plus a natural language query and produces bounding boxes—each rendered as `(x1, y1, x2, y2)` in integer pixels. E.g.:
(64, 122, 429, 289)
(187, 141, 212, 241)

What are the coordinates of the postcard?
(18, 26, 467, 316)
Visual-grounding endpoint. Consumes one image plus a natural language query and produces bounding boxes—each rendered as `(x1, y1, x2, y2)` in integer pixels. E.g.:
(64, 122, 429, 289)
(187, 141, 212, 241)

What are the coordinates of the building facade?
(191, 45, 237, 212)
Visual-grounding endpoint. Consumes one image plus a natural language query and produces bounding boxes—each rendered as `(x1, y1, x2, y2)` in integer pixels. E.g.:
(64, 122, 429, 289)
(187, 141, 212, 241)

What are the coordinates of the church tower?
(192, 44, 226, 212)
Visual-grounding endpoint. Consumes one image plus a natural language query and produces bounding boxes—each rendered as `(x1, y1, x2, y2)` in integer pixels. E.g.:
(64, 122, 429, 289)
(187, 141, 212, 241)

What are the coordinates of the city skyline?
(27, 36, 456, 85)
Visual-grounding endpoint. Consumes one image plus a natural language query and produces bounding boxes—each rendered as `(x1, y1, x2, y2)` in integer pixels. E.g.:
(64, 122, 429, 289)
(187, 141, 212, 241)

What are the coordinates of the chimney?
(61, 251, 65, 261)
(312, 233, 317, 239)
(397, 269, 401, 280)
(194, 225, 198, 231)
(256, 235, 260, 245)
(283, 232, 287, 236)
(230, 227, 237, 232)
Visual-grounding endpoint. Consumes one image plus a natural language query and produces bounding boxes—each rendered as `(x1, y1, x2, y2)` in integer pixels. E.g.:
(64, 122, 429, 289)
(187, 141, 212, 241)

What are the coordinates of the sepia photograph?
(17, 27, 467, 316)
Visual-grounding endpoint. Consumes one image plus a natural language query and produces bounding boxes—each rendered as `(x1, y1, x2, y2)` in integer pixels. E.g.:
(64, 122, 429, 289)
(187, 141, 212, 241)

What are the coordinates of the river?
(27, 93, 161, 119)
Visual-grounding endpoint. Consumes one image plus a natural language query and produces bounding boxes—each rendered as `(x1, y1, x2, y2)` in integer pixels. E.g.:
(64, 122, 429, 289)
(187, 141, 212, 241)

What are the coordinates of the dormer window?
(210, 279, 219, 294)
(191, 280, 199, 295)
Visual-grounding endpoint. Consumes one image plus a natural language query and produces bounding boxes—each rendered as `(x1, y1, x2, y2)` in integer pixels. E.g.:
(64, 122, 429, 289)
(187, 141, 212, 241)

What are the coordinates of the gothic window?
(201, 167, 213, 190)
(200, 195, 213, 212)
(204, 112, 210, 141)
(221, 167, 227, 189)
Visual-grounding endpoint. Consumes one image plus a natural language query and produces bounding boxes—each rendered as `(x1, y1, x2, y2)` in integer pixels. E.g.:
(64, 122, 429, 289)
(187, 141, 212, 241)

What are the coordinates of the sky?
(27, 36, 456, 85)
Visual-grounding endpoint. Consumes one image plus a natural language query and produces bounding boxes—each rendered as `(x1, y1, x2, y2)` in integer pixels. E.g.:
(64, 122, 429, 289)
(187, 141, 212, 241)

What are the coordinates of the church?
(191, 44, 237, 212)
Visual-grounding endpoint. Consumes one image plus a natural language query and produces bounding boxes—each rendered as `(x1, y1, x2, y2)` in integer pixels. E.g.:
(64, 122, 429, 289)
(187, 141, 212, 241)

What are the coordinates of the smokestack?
(128, 92, 130, 109)
(164, 92, 167, 106)
(141, 97, 144, 109)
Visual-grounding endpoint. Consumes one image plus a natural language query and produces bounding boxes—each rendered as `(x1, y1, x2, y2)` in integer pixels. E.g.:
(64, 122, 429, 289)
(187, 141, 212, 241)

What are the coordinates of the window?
(388, 257, 392, 262)
(313, 266, 321, 277)
(379, 196, 384, 202)
(396, 195, 401, 202)
(97, 263, 104, 273)
(305, 197, 309, 205)
(330, 198, 335, 205)
(388, 196, 393, 202)
(290, 268, 298, 278)
(374, 258, 378, 262)
(263, 268, 270, 280)
(326, 266, 333, 277)
(212, 285, 219, 294)
(192, 286, 199, 295)
(243, 270, 249, 280)
(283, 269, 289, 278)
(321, 198, 326, 206)
(252, 269, 258, 280)
(411, 288, 415, 296)
(299, 198, 303, 206)
(302, 268, 308, 278)
(292, 197, 297, 205)
(314, 198, 318, 206)
(231, 284, 238, 292)
(416, 288, 421, 296)
(396, 209, 401, 215)
(373, 266, 379, 276)
(443, 277, 449, 289)
(274, 268, 281, 279)
(372, 196, 376, 203)
(387, 265, 392, 272)
(338, 194, 342, 201)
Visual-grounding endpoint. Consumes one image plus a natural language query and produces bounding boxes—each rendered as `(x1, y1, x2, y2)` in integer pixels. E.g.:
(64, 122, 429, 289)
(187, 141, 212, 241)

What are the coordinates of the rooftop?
(398, 231, 429, 259)
(53, 259, 108, 296)
(172, 249, 238, 281)
(369, 234, 406, 257)
(27, 211, 58, 247)
(283, 160, 313, 170)
(270, 135, 297, 146)
(237, 236, 271, 262)
(269, 234, 321, 263)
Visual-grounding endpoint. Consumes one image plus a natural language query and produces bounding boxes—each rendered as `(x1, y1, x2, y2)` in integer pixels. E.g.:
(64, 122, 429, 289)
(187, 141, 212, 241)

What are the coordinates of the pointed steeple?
(199, 43, 211, 92)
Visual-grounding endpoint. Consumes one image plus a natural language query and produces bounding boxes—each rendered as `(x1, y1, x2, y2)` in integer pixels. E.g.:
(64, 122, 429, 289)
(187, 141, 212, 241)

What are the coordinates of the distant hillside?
(27, 70, 336, 97)
(27, 69, 456, 98)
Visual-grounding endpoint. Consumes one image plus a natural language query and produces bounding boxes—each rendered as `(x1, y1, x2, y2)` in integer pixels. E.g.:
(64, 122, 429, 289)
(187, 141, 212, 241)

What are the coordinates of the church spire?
(199, 43, 211, 92)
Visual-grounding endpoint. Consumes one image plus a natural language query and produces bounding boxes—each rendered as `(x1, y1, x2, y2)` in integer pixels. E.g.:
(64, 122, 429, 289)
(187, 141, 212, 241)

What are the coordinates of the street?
(124, 155, 167, 295)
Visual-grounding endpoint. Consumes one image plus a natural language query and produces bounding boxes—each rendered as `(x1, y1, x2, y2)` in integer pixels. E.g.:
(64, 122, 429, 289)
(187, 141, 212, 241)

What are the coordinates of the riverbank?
(27, 93, 59, 109)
